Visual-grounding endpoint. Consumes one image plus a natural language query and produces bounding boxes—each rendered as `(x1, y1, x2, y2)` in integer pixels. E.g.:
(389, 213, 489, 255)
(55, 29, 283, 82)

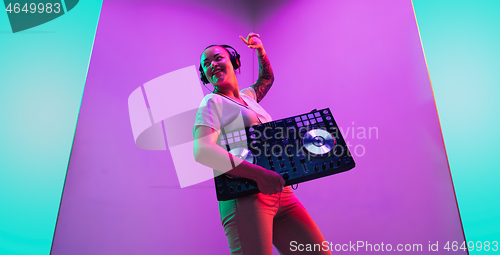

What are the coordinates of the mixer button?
(283, 173, 290, 180)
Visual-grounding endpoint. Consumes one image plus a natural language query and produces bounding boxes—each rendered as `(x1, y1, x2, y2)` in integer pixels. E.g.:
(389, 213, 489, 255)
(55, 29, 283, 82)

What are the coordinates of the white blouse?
(192, 87, 272, 139)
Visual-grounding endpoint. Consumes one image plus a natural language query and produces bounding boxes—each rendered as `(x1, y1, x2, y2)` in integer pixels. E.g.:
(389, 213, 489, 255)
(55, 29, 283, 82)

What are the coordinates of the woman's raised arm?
(240, 33, 274, 103)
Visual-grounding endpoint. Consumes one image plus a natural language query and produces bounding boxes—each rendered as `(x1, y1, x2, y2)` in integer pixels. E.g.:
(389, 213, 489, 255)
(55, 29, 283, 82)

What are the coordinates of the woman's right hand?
(254, 167, 286, 195)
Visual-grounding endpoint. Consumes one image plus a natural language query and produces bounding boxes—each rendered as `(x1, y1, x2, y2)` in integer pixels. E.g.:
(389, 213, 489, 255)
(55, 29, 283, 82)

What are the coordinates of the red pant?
(219, 186, 332, 254)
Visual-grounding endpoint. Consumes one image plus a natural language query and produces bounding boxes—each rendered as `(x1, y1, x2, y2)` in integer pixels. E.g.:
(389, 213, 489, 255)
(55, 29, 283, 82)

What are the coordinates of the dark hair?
(199, 45, 241, 85)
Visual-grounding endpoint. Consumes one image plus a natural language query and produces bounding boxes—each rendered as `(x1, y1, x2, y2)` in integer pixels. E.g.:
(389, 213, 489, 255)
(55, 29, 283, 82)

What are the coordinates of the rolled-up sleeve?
(193, 97, 222, 136)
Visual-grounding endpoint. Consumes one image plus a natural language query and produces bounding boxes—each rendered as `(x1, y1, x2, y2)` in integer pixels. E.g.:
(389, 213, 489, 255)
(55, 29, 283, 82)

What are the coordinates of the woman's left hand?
(240, 32, 264, 50)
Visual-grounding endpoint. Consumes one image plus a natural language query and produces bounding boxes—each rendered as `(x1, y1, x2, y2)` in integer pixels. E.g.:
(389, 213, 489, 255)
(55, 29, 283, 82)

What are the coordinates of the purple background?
(52, 0, 466, 254)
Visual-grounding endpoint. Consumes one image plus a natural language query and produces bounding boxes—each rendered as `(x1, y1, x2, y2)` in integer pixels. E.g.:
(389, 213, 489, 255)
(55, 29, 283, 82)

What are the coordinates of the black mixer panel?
(214, 108, 355, 201)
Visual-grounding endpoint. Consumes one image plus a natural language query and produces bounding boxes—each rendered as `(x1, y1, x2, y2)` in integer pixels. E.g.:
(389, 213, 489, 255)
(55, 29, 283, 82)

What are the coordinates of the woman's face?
(200, 46, 235, 87)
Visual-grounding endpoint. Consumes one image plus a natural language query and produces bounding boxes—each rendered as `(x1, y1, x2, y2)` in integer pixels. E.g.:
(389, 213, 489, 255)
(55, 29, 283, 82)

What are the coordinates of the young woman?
(193, 33, 331, 255)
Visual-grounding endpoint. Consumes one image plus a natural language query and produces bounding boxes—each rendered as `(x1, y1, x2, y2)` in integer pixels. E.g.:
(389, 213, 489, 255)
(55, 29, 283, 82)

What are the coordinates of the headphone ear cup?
(230, 55, 237, 70)
(221, 45, 240, 70)
(201, 73, 209, 84)
(232, 53, 241, 70)
(199, 65, 209, 84)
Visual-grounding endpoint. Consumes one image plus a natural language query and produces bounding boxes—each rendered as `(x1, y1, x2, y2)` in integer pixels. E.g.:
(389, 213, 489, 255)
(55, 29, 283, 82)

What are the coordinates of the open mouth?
(213, 68, 223, 76)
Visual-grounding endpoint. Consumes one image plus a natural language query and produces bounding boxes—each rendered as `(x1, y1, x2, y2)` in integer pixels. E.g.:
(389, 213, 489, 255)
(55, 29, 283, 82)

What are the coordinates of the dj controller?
(214, 108, 355, 201)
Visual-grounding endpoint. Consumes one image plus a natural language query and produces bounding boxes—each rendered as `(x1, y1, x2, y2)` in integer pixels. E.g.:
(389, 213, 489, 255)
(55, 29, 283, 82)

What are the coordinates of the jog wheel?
(301, 129, 336, 157)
